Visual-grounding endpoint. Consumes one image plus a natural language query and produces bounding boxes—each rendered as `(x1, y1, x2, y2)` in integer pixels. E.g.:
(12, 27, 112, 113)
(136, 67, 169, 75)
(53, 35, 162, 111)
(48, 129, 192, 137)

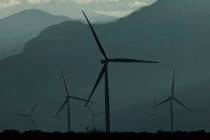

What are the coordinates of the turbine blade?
(82, 10, 108, 59)
(109, 58, 159, 63)
(30, 101, 39, 115)
(84, 65, 106, 107)
(153, 97, 171, 109)
(61, 70, 70, 96)
(173, 97, 191, 112)
(69, 96, 95, 104)
(88, 106, 94, 116)
(171, 71, 175, 97)
(29, 117, 37, 127)
(54, 99, 68, 118)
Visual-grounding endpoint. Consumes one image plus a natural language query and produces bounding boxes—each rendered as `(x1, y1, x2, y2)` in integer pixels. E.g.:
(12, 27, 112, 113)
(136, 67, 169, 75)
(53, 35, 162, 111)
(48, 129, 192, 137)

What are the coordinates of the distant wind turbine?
(82, 10, 159, 132)
(153, 71, 191, 132)
(88, 106, 104, 130)
(54, 70, 95, 133)
(17, 101, 39, 130)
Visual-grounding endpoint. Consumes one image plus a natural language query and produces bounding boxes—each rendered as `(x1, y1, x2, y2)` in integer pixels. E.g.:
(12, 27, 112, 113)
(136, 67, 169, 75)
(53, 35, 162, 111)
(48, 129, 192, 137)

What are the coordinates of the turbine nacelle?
(65, 96, 70, 99)
(101, 59, 109, 64)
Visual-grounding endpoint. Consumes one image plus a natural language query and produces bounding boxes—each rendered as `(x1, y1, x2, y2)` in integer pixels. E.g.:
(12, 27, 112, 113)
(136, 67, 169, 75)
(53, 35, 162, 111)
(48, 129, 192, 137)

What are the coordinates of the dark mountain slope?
(0, 0, 209, 132)
(0, 9, 70, 59)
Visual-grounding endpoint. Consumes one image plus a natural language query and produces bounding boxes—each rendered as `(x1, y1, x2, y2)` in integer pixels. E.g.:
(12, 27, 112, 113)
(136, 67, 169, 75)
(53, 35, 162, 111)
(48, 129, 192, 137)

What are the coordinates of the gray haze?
(0, 0, 210, 133)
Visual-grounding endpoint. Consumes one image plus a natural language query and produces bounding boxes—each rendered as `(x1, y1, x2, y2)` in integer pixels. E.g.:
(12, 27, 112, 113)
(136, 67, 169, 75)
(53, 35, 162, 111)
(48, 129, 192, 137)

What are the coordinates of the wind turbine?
(88, 106, 104, 131)
(82, 10, 159, 132)
(153, 71, 191, 132)
(54, 70, 95, 133)
(17, 102, 39, 130)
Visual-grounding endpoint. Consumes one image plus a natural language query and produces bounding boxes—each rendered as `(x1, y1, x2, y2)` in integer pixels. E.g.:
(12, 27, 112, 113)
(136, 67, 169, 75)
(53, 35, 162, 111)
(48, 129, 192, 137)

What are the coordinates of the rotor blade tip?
(153, 61, 160, 63)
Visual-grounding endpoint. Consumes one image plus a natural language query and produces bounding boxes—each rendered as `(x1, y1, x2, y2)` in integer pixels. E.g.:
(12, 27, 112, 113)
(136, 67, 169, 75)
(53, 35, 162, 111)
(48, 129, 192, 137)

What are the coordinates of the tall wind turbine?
(88, 106, 104, 130)
(153, 71, 191, 132)
(17, 102, 39, 130)
(54, 70, 95, 133)
(82, 10, 159, 132)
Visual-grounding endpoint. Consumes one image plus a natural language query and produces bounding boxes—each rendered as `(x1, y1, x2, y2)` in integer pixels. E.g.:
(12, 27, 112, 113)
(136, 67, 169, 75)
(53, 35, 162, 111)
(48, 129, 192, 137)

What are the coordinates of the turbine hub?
(101, 59, 109, 64)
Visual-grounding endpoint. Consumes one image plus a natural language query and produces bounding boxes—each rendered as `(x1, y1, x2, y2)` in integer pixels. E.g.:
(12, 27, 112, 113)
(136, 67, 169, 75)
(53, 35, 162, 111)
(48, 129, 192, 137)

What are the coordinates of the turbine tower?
(54, 70, 95, 133)
(153, 71, 191, 132)
(82, 10, 159, 132)
(88, 106, 104, 130)
(17, 102, 39, 130)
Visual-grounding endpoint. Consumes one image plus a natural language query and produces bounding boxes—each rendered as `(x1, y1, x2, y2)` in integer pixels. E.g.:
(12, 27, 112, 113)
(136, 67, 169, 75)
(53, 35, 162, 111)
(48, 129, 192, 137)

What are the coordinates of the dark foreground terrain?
(0, 130, 209, 140)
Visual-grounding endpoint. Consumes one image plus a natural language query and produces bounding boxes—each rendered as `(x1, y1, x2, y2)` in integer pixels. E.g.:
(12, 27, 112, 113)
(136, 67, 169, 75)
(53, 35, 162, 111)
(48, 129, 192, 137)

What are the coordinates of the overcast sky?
(0, 0, 156, 19)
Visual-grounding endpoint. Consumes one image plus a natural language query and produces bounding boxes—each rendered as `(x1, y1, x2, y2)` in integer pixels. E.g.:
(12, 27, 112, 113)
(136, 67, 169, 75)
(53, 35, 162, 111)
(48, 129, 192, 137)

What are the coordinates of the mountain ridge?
(0, 0, 209, 132)
(0, 9, 71, 59)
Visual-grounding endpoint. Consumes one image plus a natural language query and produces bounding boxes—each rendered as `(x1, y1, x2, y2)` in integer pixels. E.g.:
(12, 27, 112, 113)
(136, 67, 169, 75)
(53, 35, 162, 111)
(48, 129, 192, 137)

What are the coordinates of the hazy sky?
(0, 0, 156, 19)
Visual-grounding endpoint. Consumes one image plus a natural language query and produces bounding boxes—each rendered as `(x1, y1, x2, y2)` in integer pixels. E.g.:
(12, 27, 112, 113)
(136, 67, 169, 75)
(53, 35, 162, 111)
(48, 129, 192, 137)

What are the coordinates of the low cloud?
(95, 9, 135, 17)
(0, 0, 51, 8)
(71, 0, 120, 4)
(128, 1, 148, 8)
(0, 0, 21, 8)
(0, 0, 154, 8)
(26, 0, 51, 4)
